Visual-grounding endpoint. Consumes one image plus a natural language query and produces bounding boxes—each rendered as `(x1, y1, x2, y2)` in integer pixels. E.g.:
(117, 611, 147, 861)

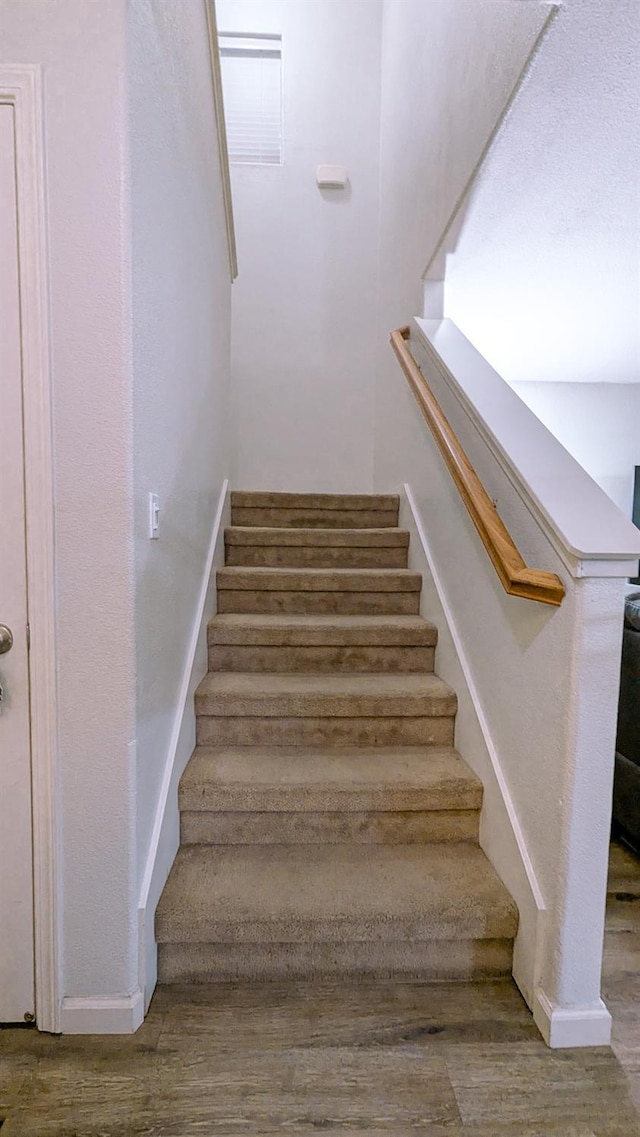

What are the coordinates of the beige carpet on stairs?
(156, 491, 518, 982)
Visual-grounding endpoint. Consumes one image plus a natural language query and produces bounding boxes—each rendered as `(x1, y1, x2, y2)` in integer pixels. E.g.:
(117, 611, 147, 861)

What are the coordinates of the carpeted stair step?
(207, 613, 437, 673)
(155, 843, 518, 982)
(155, 486, 519, 989)
(195, 671, 456, 747)
(195, 671, 456, 717)
(179, 744, 482, 845)
(231, 491, 399, 530)
(224, 525, 410, 568)
(217, 566, 422, 615)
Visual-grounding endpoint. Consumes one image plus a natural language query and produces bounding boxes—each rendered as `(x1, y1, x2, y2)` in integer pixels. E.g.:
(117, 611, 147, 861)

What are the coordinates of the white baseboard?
(533, 988, 612, 1049)
(137, 478, 231, 1010)
(60, 989, 144, 1035)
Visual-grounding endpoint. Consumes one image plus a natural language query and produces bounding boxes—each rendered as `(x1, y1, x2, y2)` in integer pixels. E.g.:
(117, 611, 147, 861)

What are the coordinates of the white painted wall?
(376, 0, 550, 330)
(375, 0, 549, 489)
(444, 0, 640, 387)
(128, 0, 233, 1005)
(219, 0, 548, 493)
(128, 0, 232, 897)
(0, 0, 137, 1001)
(217, 0, 383, 493)
(1, 0, 233, 1023)
(512, 382, 640, 517)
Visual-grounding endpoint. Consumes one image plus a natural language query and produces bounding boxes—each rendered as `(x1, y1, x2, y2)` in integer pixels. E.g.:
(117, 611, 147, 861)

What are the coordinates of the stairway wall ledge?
(411, 318, 640, 577)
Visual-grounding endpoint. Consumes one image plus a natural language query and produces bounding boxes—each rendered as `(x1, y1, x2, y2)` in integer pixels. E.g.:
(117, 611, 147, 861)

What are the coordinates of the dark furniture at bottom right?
(613, 593, 640, 851)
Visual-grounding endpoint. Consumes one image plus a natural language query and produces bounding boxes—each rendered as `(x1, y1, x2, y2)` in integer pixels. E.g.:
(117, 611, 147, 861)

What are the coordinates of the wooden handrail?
(390, 326, 565, 607)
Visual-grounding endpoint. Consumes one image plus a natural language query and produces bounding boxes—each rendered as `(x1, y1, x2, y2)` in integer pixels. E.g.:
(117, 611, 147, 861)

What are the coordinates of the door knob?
(0, 626, 13, 655)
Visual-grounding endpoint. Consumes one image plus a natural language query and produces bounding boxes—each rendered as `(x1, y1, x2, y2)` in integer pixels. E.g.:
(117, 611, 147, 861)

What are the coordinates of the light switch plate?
(149, 493, 160, 539)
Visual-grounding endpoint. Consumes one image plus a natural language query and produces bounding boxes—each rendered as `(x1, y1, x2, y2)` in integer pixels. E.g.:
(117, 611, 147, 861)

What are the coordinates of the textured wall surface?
(128, 0, 232, 893)
(445, 0, 640, 386)
(0, 0, 137, 997)
(374, 0, 548, 484)
(512, 382, 640, 516)
(377, 0, 549, 323)
(217, 0, 383, 493)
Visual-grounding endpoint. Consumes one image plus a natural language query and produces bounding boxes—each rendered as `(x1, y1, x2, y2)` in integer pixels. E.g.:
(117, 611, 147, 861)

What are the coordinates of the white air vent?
(219, 33, 282, 166)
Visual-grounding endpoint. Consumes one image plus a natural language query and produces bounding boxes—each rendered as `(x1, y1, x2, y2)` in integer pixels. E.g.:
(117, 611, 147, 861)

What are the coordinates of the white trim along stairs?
(155, 492, 518, 983)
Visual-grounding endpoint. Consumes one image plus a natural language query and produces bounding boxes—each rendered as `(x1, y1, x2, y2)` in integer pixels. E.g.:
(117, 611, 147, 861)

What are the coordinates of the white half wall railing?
(391, 326, 565, 607)
(388, 317, 640, 1048)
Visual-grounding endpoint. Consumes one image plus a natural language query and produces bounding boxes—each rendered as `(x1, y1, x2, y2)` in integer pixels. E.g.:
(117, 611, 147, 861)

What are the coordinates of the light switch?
(149, 493, 160, 539)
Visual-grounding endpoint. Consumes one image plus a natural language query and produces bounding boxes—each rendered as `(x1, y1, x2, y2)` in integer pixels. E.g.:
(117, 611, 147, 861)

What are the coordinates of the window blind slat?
(219, 33, 282, 166)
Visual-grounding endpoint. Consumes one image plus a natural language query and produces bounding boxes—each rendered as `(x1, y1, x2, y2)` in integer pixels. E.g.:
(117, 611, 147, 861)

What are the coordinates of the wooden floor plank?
(1, 840, 640, 1135)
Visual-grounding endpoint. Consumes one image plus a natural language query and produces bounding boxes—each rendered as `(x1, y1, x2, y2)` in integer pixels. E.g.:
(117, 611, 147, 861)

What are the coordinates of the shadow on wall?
(319, 183, 352, 205)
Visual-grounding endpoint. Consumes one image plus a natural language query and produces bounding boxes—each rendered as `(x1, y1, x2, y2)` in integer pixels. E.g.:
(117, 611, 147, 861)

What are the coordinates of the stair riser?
(180, 809, 479, 845)
(231, 508, 398, 529)
(196, 716, 455, 747)
(196, 685, 454, 718)
(225, 525, 409, 547)
(217, 592, 421, 615)
(157, 938, 514, 983)
(225, 546, 408, 568)
(208, 645, 435, 673)
(179, 758, 484, 814)
(208, 616, 437, 647)
(231, 492, 399, 509)
(218, 568, 419, 590)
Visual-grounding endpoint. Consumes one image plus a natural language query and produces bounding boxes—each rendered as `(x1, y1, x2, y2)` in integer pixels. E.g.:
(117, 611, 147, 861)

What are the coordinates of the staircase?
(156, 491, 518, 982)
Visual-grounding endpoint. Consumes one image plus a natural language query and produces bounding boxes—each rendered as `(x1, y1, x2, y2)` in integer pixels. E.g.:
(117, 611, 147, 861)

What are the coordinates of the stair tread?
(195, 671, 457, 717)
(225, 526, 409, 547)
(217, 566, 422, 591)
(208, 613, 437, 646)
(180, 745, 482, 812)
(156, 842, 518, 943)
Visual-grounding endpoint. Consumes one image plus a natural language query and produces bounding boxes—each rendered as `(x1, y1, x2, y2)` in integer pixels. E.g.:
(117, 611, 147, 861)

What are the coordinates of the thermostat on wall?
(316, 165, 348, 189)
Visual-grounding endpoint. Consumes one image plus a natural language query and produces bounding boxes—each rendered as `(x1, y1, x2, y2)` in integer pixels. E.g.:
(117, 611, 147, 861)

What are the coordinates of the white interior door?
(0, 100, 36, 1023)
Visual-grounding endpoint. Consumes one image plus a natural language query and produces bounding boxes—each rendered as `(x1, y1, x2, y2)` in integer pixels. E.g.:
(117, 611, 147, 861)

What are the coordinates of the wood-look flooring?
(1, 841, 640, 1136)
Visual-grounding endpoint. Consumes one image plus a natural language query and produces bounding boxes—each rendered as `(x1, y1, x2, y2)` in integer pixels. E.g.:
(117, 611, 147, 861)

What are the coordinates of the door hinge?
(26, 623, 30, 651)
